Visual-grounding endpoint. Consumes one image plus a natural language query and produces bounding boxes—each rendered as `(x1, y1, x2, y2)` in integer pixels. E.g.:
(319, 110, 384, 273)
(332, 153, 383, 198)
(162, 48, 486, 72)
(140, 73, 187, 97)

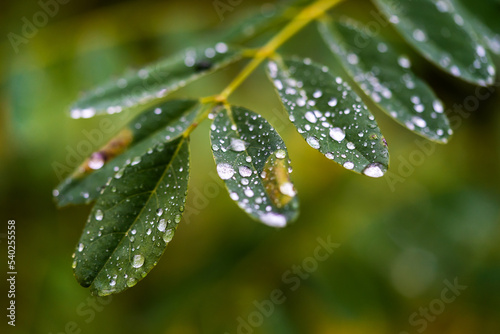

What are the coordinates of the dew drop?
(132, 254, 144, 268)
(156, 208, 163, 216)
(329, 127, 346, 142)
(78, 243, 84, 252)
(95, 210, 104, 221)
(88, 153, 105, 170)
(217, 163, 235, 180)
(239, 166, 253, 177)
(126, 277, 137, 287)
(259, 212, 286, 227)
(363, 163, 385, 178)
(343, 161, 354, 170)
(305, 111, 317, 123)
(131, 156, 141, 166)
(306, 136, 320, 149)
(158, 219, 166, 232)
(163, 229, 174, 243)
(328, 98, 338, 107)
(279, 182, 296, 197)
(275, 150, 286, 159)
(230, 138, 247, 152)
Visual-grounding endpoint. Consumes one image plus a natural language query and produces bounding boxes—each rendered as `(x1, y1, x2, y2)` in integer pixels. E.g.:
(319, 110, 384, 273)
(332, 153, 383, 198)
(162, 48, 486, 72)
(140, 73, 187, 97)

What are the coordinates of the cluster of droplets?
(72, 140, 187, 293)
(268, 59, 387, 178)
(327, 21, 452, 143)
(211, 108, 296, 227)
(70, 42, 233, 119)
(382, 0, 495, 86)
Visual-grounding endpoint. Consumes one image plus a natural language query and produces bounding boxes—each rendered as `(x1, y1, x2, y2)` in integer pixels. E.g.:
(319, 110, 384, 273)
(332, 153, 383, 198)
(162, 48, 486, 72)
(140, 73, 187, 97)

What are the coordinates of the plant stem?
(215, 0, 344, 102)
(185, 0, 344, 137)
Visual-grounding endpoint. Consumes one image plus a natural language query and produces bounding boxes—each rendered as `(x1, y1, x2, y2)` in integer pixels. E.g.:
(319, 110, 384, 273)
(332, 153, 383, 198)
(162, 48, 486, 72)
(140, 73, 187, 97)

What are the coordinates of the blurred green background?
(2, 0, 500, 333)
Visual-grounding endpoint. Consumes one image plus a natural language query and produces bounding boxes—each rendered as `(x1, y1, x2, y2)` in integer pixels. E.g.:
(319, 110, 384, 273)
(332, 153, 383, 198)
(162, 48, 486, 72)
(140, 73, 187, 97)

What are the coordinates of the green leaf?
(210, 105, 299, 227)
(452, 0, 500, 54)
(318, 19, 452, 143)
(267, 57, 389, 177)
(73, 137, 190, 296)
(54, 99, 201, 207)
(373, 0, 496, 86)
(70, 44, 242, 118)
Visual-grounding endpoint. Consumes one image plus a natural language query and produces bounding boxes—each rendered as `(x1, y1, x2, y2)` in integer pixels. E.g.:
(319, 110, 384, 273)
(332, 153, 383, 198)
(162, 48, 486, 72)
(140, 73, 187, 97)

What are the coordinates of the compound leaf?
(267, 57, 389, 177)
(210, 105, 299, 227)
(319, 19, 452, 143)
(372, 0, 495, 86)
(70, 44, 242, 118)
(73, 137, 190, 296)
(54, 99, 201, 206)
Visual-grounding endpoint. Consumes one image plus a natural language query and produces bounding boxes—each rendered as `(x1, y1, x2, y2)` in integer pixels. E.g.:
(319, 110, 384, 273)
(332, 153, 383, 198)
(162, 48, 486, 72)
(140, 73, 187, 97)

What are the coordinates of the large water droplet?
(279, 182, 296, 197)
(217, 163, 235, 180)
(259, 212, 286, 227)
(230, 138, 247, 152)
(132, 254, 145, 268)
(329, 127, 345, 142)
(95, 210, 104, 221)
(238, 166, 252, 177)
(163, 229, 174, 243)
(306, 136, 320, 149)
(88, 153, 105, 170)
(158, 219, 166, 232)
(363, 163, 385, 178)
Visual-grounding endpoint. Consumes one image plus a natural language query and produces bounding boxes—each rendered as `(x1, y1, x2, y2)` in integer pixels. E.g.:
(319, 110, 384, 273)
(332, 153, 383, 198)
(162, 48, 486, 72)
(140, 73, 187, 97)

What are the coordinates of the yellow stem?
(215, 0, 344, 102)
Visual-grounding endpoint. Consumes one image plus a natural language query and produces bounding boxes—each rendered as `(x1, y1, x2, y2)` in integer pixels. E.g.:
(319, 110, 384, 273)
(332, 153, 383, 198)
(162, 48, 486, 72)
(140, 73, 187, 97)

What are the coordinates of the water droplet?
(259, 212, 286, 227)
(230, 192, 239, 201)
(239, 166, 252, 177)
(305, 111, 317, 123)
(230, 138, 247, 152)
(78, 243, 84, 252)
(275, 150, 286, 159)
(156, 208, 163, 216)
(363, 163, 385, 178)
(174, 214, 181, 224)
(132, 254, 144, 268)
(95, 210, 104, 221)
(72, 260, 77, 269)
(126, 277, 137, 287)
(158, 219, 166, 232)
(131, 156, 141, 166)
(163, 229, 174, 243)
(306, 136, 320, 149)
(244, 189, 254, 197)
(88, 153, 105, 170)
(329, 127, 346, 142)
(217, 163, 235, 180)
(328, 98, 338, 107)
(343, 161, 354, 170)
(279, 182, 296, 197)
(114, 168, 124, 179)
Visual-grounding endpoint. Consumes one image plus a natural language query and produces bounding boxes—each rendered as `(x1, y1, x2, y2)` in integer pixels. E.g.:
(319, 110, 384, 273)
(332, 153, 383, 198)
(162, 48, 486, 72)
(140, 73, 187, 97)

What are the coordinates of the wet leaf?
(55, 99, 201, 206)
(267, 57, 389, 177)
(70, 44, 242, 118)
(210, 105, 299, 227)
(73, 137, 189, 296)
(319, 19, 452, 143)
(372, 0, 495, 86)
(452, 0, 500, 54)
